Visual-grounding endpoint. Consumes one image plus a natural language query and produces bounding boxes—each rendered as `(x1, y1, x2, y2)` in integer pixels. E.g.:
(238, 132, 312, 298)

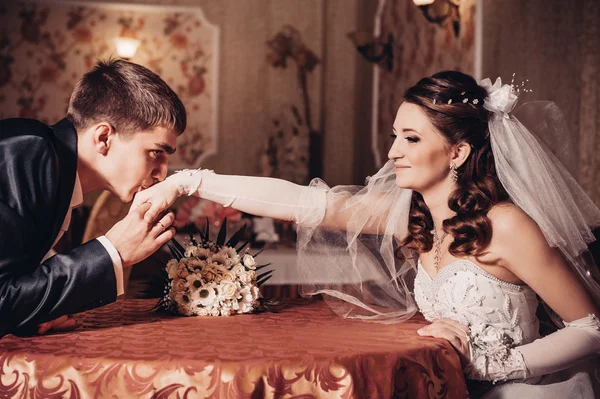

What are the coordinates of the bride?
(135, 71, 600, 398)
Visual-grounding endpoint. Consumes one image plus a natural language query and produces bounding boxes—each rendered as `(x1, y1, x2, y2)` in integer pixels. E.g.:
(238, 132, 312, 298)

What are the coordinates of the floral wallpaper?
(375, 0, 476, 165)
(0, 1, 219, 169)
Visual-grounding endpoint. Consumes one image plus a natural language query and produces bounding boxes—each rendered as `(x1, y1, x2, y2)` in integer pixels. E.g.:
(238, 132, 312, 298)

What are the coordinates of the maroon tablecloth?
(0, 299, 468, 398)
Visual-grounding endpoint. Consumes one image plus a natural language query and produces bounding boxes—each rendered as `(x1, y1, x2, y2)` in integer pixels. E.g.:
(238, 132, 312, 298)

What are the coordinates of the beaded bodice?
(414, 259, 541, 347)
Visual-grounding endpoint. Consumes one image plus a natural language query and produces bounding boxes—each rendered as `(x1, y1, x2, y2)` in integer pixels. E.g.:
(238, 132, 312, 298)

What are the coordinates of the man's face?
(103, 126, 178, 202)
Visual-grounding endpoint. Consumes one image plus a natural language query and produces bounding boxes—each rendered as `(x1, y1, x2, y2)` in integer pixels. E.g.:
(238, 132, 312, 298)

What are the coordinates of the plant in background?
(263, 25, 321, 184)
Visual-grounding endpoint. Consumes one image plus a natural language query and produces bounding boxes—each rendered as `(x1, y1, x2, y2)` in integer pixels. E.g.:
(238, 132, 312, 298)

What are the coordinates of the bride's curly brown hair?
(398, 70, 509, 257)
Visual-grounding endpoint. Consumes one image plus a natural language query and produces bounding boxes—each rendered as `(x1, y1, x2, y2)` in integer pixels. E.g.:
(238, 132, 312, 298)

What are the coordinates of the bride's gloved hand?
(132, 169, 203, 222)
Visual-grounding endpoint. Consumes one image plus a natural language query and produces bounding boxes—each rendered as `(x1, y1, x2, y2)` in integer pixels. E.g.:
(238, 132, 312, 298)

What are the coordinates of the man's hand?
(37, 315, 79, 335)
(131, 179, 181, 223)
(106, 202, 176, 267)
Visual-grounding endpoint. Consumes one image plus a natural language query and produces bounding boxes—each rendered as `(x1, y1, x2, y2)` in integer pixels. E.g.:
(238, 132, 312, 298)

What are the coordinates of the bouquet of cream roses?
(158, 219, 274, 316)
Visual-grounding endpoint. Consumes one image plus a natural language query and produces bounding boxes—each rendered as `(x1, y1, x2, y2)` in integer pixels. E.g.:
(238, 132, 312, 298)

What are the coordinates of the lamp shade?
(413, 0, 435, 5)
(115, 37, 140, 59)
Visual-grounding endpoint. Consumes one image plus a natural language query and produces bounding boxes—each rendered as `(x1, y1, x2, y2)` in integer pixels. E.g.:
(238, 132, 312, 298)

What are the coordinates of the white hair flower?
(479, 77, 518, 116)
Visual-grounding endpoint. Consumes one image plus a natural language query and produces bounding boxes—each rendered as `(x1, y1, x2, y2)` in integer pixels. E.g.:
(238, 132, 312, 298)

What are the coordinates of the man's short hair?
(67, 58, 186, 136)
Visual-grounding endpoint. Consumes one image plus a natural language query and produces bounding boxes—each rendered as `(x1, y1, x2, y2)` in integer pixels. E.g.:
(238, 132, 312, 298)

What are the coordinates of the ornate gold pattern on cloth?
(0, 299, 467, 398)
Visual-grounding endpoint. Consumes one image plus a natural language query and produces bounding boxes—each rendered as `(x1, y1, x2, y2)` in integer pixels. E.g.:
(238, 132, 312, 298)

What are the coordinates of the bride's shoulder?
(487, 202, 547, 250)
(488, 202, 531, 225)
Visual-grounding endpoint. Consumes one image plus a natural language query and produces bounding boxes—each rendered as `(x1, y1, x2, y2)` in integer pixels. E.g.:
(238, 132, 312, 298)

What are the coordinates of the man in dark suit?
(0, 59, 186, 337)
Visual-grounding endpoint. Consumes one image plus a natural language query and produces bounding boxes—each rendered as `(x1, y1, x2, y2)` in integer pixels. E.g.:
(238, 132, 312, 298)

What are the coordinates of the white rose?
(239, 271, 255, 285)
(221, 271, 236, 282)
(243, 254, 257, 269)
(232, 264, 245, 276)
(221, 281, 239, 299)
(210, 308, 220, 317)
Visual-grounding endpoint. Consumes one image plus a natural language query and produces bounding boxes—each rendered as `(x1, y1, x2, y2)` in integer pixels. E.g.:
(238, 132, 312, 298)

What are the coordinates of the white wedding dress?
(160, 167, 600, 398)
(414, 258, 599, 398)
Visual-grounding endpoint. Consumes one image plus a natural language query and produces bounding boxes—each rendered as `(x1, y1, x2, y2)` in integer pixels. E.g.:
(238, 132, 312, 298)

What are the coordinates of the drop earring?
(450, 162, 458, 182)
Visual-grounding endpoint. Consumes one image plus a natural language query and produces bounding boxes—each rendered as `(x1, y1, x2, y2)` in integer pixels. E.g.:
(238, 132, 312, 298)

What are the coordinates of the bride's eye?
(390, 133, 397, 139)
(405, 136, 420, 143)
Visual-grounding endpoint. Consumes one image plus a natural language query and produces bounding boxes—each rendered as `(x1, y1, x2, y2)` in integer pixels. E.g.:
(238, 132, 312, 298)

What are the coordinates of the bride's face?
(388, 102, 453, 192)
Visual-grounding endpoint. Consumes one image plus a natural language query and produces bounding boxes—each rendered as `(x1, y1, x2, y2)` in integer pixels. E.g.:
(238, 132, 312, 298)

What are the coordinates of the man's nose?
(153, 161, 168, 182)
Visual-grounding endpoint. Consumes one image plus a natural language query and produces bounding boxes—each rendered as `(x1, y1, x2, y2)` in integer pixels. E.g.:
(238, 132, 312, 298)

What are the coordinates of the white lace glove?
(175, 169, 328, 227)
(132, 169, 204, 222)
(465, 314, 600, 382)
(517, 314, 600, 377)
(167, 169, 204, 196)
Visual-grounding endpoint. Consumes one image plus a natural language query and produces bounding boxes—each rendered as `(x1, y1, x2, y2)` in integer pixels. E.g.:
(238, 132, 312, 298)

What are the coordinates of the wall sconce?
(115, 37, 140, 59)
(413, 0, 461, 37)
(115, 27, 140, 60)
(347, 31, 393, 71)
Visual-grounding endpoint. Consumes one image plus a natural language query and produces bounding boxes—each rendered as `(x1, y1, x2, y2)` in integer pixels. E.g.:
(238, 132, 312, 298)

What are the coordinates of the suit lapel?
(41, 118, 78, 257)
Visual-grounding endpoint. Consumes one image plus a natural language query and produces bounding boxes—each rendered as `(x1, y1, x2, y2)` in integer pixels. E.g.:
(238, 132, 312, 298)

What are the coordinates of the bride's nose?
(388, 140, 405, 161)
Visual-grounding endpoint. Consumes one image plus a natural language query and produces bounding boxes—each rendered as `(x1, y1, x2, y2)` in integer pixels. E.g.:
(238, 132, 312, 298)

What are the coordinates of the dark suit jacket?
(0, 118, 116, 337)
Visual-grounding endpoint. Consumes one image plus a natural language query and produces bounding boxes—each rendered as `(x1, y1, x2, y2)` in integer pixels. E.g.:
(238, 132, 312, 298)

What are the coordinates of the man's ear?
(451, 141, 472, 168)
(92, 122, 115, 155)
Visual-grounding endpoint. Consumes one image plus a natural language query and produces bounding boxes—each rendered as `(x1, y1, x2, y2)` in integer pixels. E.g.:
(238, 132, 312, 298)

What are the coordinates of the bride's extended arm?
(465, 204, 600, 381)
(189, 170, 329, 227)
(133, 169, 397, 234)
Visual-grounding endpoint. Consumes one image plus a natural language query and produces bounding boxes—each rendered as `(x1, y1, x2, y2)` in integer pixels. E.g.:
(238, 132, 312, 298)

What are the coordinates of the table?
(0, 299, 468, 398)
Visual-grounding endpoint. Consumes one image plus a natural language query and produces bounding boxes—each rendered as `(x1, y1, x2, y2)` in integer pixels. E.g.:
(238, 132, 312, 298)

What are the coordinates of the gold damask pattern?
(0, 299, 468, 398)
